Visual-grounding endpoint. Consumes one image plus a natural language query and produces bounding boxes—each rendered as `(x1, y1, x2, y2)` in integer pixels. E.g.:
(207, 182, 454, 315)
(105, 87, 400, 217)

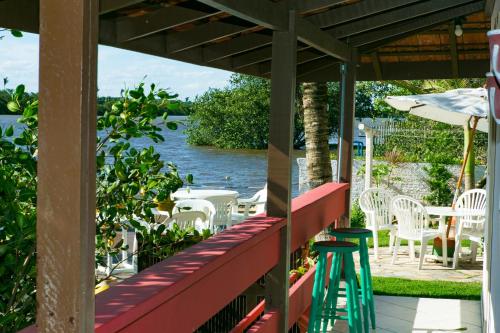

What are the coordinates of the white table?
(425, 206, 485, 267)
(172, 189, 239, 200)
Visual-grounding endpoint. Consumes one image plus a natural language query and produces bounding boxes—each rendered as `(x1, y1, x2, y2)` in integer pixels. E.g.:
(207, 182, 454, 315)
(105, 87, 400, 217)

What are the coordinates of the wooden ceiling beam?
(234, 45, 321, 69)
(198, 0, 287, 30)
(198, 0, 351, 61)
(289, 0, 346, 13)
(307, 0, 421, 28)
(203, 33, 271, 62)
(99, 0, 145, 15)
(328, 0, 474, 39)
(350, 1, 485, 47)
(115, 5, 222, 42)
(166, 20, 255, 54)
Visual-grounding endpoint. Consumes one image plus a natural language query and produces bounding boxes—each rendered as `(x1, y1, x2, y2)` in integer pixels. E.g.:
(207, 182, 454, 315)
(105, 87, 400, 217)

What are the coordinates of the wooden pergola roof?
(0, 0, 490, 81)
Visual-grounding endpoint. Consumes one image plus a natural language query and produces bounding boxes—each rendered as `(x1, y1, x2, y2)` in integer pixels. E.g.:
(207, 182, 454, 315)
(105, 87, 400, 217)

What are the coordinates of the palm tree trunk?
(303, 82, 332, 189)
(463, 122, 475, 191)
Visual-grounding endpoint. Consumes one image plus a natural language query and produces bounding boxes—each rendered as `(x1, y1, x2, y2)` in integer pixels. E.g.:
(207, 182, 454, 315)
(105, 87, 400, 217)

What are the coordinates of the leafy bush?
(423, 163, 454, 206)
(0, 85, 37, 331)
(133, 223, 211, 272)
(350, 203, 366, 228)
(0, 83, 203, 331)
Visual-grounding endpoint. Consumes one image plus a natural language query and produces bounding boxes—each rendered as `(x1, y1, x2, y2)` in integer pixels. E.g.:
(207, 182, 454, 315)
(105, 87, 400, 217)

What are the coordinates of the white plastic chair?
(453, 189, 487, 269)
(232, 186, 267, 223)
(174, 199, 216, 230)
(205, 195, 236, 232)
(392, 196, 441, 270)
(164, 211, 208, 230)
(359, 188, 397, 259)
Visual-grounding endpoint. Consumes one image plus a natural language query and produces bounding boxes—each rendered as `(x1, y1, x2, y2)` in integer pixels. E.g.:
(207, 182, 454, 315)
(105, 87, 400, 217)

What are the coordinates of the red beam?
(20, 182, 348, 333)
(291, 182, 348, 251)
(246, 311, 280, 333)
(95, 216, 285, 332)
(230, 300, 266, 333)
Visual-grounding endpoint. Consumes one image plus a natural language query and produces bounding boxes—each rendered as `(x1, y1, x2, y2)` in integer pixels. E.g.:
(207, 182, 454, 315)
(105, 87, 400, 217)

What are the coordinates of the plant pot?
(156, 197, 175, 215)
(432, 236, 455, 258)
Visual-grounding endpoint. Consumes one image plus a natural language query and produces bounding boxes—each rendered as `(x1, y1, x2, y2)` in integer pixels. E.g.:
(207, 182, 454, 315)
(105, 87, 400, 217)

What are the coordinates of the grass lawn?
(370, 276, 482, 300)
(365, 230, 471, 249)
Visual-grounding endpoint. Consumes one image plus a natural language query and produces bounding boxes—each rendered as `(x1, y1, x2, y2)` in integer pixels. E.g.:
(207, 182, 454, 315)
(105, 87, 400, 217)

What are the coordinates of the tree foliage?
(186, 74, 405, 149)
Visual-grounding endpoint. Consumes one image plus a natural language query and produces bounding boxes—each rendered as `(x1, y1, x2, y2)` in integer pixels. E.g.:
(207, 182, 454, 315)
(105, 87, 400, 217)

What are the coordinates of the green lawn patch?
(370, 276, 481, 300)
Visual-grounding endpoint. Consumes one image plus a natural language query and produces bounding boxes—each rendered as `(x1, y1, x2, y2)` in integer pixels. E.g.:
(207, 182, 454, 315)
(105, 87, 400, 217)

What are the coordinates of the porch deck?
(329, 295, 481, 333)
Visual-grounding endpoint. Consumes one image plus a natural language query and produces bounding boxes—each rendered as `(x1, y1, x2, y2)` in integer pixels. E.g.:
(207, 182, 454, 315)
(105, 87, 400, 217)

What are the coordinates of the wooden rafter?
(197, 0, 351, 61)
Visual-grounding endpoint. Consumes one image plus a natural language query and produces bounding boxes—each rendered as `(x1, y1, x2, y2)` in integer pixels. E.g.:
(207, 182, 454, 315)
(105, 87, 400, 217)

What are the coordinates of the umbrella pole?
(446, 116, 479, 238)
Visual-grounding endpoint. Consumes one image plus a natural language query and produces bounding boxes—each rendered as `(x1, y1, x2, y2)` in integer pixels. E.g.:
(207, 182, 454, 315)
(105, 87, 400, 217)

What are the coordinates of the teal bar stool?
(308, 241, 362, 333)
(330, 228, 376, 333)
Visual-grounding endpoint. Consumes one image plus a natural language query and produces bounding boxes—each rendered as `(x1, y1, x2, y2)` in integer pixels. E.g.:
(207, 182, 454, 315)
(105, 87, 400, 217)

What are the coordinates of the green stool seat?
(330, 228, 376, 333)
(308, 241, 362, 333)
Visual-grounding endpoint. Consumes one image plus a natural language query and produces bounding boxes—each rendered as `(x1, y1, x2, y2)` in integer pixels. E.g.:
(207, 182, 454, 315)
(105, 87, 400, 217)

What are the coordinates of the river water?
(0, 115, 302, 197)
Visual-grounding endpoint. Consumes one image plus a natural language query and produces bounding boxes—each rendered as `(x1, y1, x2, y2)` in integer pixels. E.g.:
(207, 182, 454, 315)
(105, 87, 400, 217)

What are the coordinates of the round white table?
(425, 206, 485, 267)
(172, 189, 239, 200)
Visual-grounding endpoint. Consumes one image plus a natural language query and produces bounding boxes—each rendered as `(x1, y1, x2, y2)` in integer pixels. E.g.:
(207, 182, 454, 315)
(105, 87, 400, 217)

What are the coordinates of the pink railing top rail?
(20, 182, 348, 333)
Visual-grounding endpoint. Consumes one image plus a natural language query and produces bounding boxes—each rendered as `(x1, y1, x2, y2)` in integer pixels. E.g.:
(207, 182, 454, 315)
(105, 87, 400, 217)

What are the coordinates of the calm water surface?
(0, 115, 302, 197)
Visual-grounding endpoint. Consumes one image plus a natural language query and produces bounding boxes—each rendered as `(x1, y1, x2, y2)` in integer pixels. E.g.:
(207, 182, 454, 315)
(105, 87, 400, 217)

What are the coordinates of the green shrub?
(350, 203, 366, 228)
(0, 83, 201, 331)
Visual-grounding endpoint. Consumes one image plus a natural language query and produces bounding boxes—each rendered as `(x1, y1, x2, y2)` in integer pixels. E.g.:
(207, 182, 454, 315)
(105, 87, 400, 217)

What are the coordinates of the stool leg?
(345, 254, 362, 333)
(361, 238, 376, 330)
(308, 252, 327, 333)
(324, 253, 342, 331)
(359, 240, 370, 333)
(344, 257, 356, 333)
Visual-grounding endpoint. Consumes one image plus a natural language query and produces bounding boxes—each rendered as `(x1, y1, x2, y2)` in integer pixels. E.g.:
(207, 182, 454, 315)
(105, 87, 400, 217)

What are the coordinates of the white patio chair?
(174, 199, 216, 230)
(391, 196, 441, 270)
(164, 211, 208, 230)
(205, 195, 236, 232)
(359, 188, 397, 259)
(453, 189, 487, 269)
(232, 186, 267, 223)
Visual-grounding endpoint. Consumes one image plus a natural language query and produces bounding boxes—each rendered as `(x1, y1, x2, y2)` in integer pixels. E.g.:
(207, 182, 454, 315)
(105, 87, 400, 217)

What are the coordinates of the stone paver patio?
(354, 246, 483, 282)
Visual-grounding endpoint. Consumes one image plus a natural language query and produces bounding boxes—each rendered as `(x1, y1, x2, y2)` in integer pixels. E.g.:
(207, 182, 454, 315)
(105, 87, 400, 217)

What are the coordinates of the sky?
(0, 32, 233, 99)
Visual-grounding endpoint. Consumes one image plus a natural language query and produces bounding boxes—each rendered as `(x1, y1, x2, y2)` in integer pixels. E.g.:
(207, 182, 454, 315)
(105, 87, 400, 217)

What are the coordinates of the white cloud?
(0, 32, 233, 99)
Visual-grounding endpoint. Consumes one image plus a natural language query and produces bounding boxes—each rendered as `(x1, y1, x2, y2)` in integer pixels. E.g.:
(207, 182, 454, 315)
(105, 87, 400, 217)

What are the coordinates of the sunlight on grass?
(371, 276, 481, 300)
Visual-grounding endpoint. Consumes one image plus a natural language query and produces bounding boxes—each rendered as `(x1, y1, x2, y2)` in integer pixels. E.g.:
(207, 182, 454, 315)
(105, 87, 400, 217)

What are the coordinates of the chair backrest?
(252, 188, 267, 214)
(359, 188, 393, 229)
(173, 199, 216, 228)
(205, 195, 236, 228)
(456, 189, 487, 228)
(392, 196, 431, 239)
(165, 211, 207, 230)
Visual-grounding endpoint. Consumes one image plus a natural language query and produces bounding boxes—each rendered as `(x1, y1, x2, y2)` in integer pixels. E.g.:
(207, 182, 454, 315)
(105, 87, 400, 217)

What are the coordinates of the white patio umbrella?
(385, 88, 489, 132)
(385, 88, 489, 238)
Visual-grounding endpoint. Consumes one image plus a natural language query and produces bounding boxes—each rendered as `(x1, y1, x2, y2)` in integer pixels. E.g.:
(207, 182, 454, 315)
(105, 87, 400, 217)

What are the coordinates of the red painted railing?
(20, 182, 348, 333)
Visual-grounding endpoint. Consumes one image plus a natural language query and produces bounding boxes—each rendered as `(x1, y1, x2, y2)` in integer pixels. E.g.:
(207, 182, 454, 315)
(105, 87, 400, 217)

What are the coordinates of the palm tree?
(302, 82, 332, 189)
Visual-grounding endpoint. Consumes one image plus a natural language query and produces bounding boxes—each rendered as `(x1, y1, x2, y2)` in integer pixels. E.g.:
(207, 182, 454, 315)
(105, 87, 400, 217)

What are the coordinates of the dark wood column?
(337, 58, 356, 227)
(37, 0, 98, 331)
(265, 10, 297, 333)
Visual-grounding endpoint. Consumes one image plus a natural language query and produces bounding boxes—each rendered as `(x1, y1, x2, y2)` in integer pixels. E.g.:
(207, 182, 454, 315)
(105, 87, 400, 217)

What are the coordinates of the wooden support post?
(449, 21, 459, 78)
(38, 0, 98, 331)
(265, 10, 297, 333)
(484, 99, 500, 333)
(371, 52, 383, 80)
(337, 59, 356, 227)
